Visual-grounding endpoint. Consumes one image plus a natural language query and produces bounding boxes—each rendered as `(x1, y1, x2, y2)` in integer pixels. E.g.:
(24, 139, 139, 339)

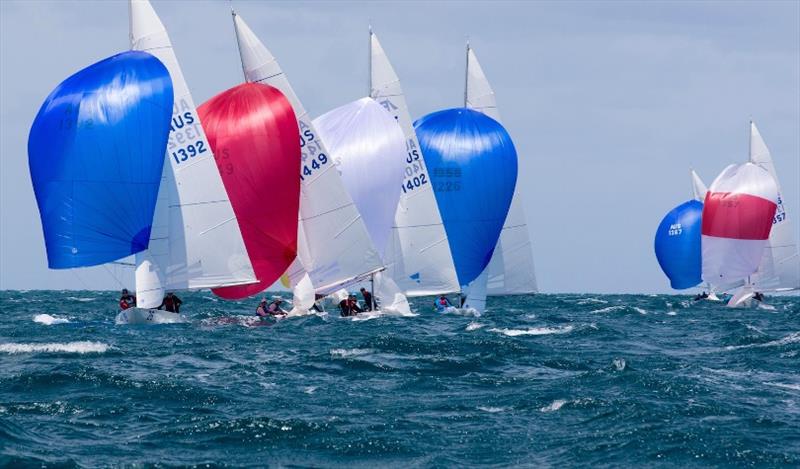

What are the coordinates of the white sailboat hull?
(115, 308, 187, 325)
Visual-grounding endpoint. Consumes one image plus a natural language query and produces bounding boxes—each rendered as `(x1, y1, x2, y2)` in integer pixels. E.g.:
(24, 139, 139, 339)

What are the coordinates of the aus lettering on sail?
(168, 98, 207, 165)
(298, 119, 330, 182)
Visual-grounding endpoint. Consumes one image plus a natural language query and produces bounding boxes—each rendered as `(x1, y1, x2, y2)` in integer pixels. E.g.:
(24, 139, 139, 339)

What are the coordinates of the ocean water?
(1, 291, 798, 467)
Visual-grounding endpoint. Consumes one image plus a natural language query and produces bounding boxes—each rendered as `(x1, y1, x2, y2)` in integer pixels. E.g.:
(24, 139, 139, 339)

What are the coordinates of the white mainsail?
(130, 0, 255, 308)
(465, 44, 538, 297)
(749, 121, 800, 291)
(232, 13, 382, 296)
(370, 29, 460, 297)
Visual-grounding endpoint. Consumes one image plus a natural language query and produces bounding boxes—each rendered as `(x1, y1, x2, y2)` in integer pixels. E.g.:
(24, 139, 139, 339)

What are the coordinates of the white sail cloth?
(749, 122, 800, 291)
(465, 46, 538, 297)
(701, 163, 779, 286)
(130, 0, 255, 307)
(313, 97, 406, 259)
(232, 13, 382, 296)
(370, 31, 460, 297)
(691, 169, 708, 202)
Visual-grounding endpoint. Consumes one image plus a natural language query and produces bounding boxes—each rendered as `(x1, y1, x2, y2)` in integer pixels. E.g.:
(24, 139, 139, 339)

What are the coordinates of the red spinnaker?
(199, 83, 300, 299)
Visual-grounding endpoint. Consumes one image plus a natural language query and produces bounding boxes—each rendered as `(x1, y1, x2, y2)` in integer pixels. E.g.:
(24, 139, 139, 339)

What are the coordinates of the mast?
(464, 40, 469, 107)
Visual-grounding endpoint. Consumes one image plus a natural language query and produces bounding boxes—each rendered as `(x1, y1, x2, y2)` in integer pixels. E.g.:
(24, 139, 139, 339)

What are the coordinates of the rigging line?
(103, 264, 126, 290)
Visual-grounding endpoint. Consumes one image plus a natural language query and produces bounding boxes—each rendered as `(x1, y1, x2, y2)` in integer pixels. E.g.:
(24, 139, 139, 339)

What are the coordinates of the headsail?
(232, 13, 382, 295)
(198, 83, 301, 299)
(749, 121, 799, 291)
(701, 162, 778, 285)
(313, 97, 406, 259)
(28, 51, 173, 269)
(465, 45, 538, 296)
(691, 169, 708, 202)
(415, 108, 518, 288)
(370, 30, 460, 297)
(130, 0, 256, 307)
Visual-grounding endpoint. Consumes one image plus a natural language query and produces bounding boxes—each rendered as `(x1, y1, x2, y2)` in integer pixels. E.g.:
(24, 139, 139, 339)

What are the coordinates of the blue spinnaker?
(654, 200, 703, 289)
(415, 108, 517, 286)
(28, 51, 173, 269)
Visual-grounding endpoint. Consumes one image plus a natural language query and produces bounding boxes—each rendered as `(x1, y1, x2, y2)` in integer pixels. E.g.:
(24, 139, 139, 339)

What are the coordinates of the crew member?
(157, 292, 182, 313)
(119, 288, 136, 310)
(267, 296, 287, 317)
(435, 295, 453, 312)
(360, 287, 375, 312)
(339, 293, 363, 317)
(256, 298, 269, 317)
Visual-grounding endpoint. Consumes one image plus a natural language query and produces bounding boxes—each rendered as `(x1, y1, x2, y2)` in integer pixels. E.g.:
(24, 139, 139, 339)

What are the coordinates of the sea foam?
(0, 341, 109, 354)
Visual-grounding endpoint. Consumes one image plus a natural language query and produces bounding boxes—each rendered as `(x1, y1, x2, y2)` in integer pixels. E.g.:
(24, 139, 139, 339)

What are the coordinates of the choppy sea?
(0, 291, 798, 467)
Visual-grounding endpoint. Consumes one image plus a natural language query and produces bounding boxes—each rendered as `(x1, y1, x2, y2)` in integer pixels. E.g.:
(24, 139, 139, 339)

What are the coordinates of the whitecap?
(589, 305, 626, 314)
(724, 331, 800, 351)
(466, 322, 485, 331)
(577, 298, 608, 305)
(304, 386, 318, 394)
(0, 341, 109, 354)
(540, 399, 567, 413)
(613, 358, 626, 371)
(764, 382, 800, 392)
(65, 296, 94, 302)
(666, 311, 677, 316)
(489, 325, 574, 337)
(631, 307, 647, 315)
(477, 406, 507, 413)
(33, 314, 70, 325)
(745, 324, 765, 335)
(330, 348, 373, 358)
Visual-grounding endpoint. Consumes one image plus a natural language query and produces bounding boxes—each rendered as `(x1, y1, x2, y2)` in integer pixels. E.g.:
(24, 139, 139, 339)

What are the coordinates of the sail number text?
(299, 120, 329, 182)
(168, 100, 208, 165)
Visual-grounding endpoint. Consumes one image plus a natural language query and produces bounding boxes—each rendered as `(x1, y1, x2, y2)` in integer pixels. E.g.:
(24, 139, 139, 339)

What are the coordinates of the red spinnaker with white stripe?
(701, 162, 778, 285)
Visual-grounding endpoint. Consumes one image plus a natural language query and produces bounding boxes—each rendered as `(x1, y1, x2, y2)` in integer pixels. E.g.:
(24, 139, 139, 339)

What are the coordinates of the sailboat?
(313, 97, 412, 315)
(369, 29, 461, 298)
(29, 50, 173, 301)
(415, 108, 518, 309)
(198, 82, 301, 300)
(747, 122, 800, 295)
(231, 12, 383, 313)
(701, 162, 779, 307)
(122, 0, 258, 323)
(461, 43, 538, 313)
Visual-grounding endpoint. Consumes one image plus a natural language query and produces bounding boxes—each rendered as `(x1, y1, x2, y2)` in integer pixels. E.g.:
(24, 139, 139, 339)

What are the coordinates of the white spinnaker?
(130, 0, 255, 308)
(701, 163, 778, 285)
(233, 13, 382, 295)
(691, 169, 708, 202)
(465, 45, 538, 297)
(370, 30, 460, 297)
(313, 97, 406, 260)
(749, 121, 799, 291)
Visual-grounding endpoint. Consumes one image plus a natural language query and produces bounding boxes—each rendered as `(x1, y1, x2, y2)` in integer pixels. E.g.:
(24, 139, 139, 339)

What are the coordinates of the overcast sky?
(1, 0, 798, 293)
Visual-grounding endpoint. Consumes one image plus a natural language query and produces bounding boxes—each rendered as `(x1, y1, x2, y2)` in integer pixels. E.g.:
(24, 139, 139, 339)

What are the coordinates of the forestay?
(28, 51, 172, 269)
(465, 44, 538, 300)
(701, 162, 778, 285)
(130, 0, 256, 308)
(749, 122, 799, 291)
(370, 30, 460, 297)
(232, 13, 382, 295)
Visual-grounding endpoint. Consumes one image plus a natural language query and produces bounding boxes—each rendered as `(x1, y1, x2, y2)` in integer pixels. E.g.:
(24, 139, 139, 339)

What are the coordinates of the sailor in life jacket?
(119, 288, 136, 310)
(434, 294, 453, 312)
(157, 292, 183, 314)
